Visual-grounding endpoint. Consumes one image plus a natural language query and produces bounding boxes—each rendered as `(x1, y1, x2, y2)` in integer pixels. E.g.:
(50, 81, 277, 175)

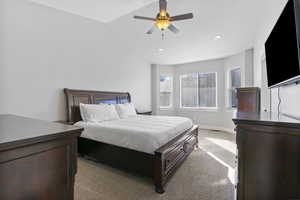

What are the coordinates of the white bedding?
(75, 115, 193, 154)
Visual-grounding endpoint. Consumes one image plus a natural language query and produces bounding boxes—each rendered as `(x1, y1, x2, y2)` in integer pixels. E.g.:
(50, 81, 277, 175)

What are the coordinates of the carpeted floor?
(74, 130, 236, 200)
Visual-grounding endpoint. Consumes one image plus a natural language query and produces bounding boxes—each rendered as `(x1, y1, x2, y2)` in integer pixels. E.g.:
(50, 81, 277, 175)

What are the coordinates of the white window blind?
(180, 72, 217, 108)
(160, 75, 173, 108)
(228, 68, 241, 108)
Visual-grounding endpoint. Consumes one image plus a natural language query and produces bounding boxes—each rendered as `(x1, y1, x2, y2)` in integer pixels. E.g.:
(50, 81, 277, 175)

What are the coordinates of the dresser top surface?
(0, 114, 83, 148)
(233, 112, 300, 127)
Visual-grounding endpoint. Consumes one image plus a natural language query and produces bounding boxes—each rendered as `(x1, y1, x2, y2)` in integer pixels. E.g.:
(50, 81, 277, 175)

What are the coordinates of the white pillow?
(79, 103, 119, 122)
(115, 103, 137, 118)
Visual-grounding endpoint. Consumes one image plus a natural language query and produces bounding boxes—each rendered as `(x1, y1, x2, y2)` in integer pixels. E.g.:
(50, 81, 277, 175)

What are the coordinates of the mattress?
(75, 115, 193, 154)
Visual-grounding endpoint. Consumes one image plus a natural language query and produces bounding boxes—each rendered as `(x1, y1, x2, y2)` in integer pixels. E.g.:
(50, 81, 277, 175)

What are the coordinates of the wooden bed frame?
(64, 88, 198, 193)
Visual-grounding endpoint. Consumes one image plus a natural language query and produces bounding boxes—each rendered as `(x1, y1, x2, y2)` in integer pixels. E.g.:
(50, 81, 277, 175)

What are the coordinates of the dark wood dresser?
(0, 115, 83, 200)
(233, 112, 300, 200)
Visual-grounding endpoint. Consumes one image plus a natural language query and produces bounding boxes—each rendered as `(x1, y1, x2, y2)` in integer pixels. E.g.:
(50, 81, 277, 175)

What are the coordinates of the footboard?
(154, 125, 198, 193)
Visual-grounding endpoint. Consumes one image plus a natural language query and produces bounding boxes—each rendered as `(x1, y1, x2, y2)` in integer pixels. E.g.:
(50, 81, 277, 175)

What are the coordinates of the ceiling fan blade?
(159, 0, 167, 11)
(146, 26, 156, 34)
(168, 24, 180, 34)
(134, 16, 156, 21)
(170, 13, 194, 21)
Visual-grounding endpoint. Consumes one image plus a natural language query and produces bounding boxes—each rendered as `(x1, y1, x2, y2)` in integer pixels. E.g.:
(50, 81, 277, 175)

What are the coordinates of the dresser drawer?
(164, 135, 197, 174)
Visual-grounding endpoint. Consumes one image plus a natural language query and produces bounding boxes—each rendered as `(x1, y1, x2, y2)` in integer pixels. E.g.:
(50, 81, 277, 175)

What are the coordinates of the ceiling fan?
(133, 0, 194, 35)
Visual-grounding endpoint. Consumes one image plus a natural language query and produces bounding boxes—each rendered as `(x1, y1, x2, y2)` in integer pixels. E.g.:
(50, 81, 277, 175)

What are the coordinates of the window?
(160, 75, 173, 108)
(180, 72, 217, 108)
(228, 68, 241, 108)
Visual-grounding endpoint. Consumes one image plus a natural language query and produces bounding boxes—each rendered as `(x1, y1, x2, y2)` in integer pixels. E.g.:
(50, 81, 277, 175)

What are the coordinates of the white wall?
(253, 0, 300, 119)
(151, 64, 159, 115)
(152, 49, 253, 133)
(0, 0, 151, 121)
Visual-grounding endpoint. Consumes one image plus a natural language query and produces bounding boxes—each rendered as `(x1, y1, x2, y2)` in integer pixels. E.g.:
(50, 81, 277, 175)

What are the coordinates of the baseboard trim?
(197, 125, 235, 134)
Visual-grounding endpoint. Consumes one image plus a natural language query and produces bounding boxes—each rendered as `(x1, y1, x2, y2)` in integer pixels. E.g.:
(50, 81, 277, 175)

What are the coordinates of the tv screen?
(265, 0, 300, 88)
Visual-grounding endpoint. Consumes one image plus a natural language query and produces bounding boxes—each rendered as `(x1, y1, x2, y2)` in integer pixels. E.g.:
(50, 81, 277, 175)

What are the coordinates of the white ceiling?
(29, 0, 158, 23)
(29, 0, 263, 64)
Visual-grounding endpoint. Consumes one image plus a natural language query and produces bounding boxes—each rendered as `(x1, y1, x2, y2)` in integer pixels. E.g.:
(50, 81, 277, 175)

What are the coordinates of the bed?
(64, 88, 198, 193)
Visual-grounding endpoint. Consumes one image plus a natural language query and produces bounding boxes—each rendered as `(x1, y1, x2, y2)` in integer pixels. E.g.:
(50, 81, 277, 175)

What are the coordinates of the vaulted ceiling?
(29, 0, 158, 23)
(29, 0, 263, 64)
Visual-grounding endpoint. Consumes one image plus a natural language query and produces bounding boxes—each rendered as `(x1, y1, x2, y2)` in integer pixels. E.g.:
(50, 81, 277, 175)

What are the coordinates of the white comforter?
(75, 115, 193, 154)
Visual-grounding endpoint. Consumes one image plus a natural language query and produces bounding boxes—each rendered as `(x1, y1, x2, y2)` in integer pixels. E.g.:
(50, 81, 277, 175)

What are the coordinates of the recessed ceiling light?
(214, 35, 222, 40)
(158, 48, 164, 52)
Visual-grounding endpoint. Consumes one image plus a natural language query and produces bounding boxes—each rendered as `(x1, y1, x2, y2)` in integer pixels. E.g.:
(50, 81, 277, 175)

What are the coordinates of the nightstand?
(136, 111, 152, 115)
(55, 120, 74, 125)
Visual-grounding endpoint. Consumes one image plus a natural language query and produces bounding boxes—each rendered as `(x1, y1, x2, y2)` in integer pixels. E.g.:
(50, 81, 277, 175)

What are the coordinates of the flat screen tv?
(265, 0, 300, 88)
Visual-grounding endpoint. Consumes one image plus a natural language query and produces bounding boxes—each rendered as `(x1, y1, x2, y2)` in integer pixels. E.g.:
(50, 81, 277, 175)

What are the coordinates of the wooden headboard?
(64, 88, 131, 124)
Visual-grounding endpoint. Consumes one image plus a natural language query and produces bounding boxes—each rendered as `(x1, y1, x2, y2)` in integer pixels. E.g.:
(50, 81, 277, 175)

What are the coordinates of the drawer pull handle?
(183, 142, 190, 152)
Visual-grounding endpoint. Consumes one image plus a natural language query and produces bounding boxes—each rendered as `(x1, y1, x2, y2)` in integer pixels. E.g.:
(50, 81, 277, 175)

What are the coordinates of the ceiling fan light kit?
(155, 11, 170, 30)
(134, 0, 194, 37)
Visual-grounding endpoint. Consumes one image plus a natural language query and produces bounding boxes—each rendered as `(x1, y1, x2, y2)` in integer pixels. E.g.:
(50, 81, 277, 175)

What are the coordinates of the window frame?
(179, 72, 218, 110)
(226, 66, 241, 109)
(159, 75, 173, 109)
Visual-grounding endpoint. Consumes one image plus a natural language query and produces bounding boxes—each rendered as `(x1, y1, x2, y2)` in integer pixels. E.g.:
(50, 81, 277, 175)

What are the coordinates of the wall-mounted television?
(265, 0, 300, 88)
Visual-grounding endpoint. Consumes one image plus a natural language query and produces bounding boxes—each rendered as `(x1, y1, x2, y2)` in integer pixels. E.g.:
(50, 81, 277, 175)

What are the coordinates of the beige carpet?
(75, 130, 236, 200)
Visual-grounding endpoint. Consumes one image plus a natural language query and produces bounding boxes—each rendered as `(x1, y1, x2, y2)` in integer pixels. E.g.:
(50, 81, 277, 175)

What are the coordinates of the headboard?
(64, 88, 131, 124)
